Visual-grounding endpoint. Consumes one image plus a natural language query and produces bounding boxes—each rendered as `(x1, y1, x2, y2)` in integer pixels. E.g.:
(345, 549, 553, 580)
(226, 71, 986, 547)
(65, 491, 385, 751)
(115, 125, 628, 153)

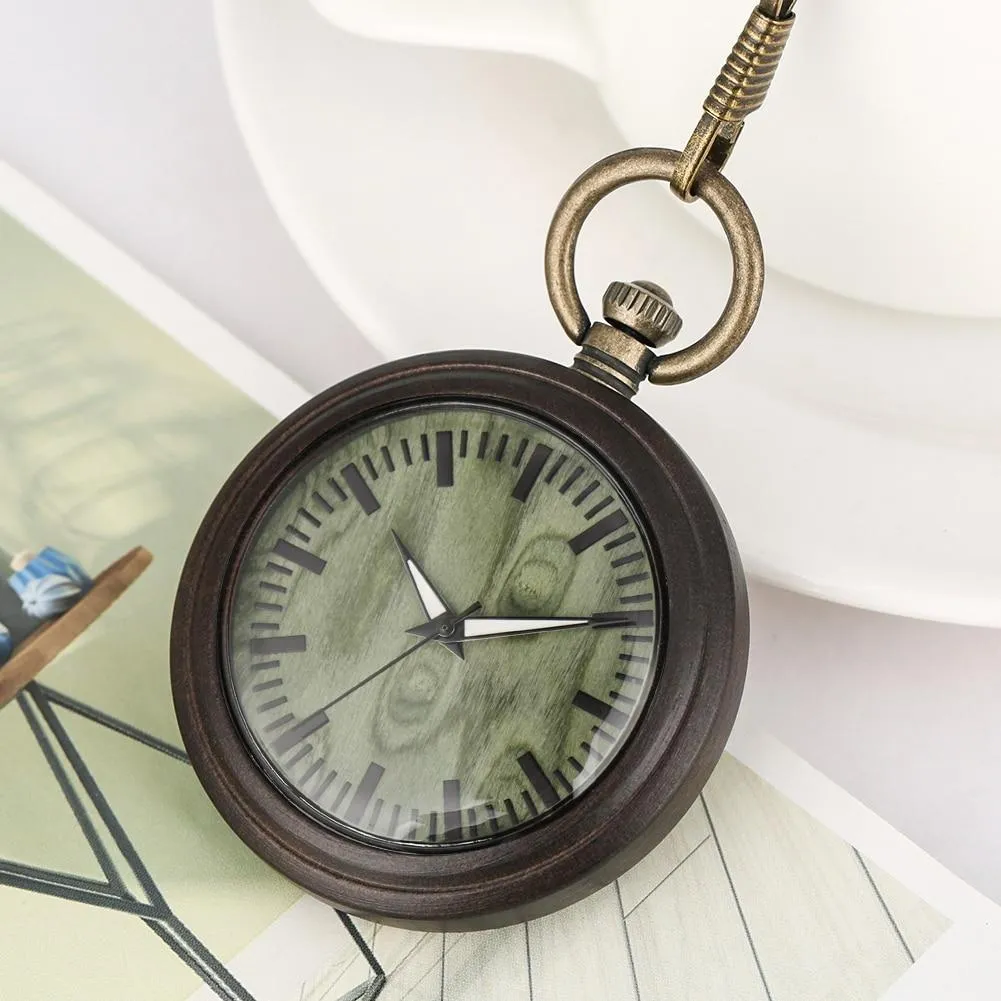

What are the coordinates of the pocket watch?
(171, 2, 797, 930)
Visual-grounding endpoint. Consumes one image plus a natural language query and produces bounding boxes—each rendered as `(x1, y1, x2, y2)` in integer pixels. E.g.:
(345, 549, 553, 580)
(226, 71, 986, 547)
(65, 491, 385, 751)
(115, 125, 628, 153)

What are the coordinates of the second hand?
(319, 601, 481, 716)
(271, 602, 482, 755)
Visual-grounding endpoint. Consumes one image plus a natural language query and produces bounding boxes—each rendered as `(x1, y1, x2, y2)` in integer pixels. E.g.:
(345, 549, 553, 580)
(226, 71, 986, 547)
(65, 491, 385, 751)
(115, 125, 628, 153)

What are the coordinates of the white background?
(3, 0, 1000, 905)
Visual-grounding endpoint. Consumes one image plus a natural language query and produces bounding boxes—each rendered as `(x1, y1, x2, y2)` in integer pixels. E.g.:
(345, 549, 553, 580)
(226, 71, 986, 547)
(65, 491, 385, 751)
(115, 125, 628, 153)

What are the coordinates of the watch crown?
(602, 280, 683, 347)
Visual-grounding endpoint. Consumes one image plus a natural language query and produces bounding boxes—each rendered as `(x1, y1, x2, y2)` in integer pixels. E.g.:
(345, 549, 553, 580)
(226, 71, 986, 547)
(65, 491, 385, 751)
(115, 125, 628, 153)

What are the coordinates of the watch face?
(225, 401, 662, 849)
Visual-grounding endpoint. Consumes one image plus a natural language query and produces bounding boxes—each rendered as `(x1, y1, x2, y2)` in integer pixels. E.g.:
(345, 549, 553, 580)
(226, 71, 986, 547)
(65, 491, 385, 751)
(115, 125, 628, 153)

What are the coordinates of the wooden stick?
(0, 546, 153, 708)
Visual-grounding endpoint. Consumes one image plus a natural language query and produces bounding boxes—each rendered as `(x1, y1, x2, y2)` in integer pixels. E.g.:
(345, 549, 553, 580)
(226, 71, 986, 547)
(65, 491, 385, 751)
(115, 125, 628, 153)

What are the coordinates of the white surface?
(311, 0, 1001, 320)
(215, 0, 1001, 628)
(741, 582, 1001, 905)
(0, 0, 379, 394)
(0, 165, 309, 420)
(3, 0, 1000, 912)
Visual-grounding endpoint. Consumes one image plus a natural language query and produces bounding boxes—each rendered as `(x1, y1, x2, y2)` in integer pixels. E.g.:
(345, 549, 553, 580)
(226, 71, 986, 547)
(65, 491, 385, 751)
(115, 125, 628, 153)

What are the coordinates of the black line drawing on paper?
(0, 682, 384, 1001)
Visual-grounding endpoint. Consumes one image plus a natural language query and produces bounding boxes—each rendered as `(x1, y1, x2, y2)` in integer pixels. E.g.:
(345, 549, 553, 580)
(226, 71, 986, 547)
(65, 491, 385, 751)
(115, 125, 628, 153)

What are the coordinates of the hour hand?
(391, 530, 463, 658)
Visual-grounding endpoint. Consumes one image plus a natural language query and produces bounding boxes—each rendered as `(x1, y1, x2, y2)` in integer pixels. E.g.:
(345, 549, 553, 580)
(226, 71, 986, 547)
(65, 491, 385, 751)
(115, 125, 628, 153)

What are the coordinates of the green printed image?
(0, 207, 300, 1001)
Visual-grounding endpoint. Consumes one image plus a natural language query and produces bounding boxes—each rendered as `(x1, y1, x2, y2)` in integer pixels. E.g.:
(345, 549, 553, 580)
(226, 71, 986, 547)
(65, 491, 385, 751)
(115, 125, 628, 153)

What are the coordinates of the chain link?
(671, 1, 797, 201)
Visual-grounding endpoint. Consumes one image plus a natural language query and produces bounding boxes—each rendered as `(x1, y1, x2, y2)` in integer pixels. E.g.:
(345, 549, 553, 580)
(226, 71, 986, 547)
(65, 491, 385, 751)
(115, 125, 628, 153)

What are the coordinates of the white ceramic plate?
(214, 0, 1001, 626)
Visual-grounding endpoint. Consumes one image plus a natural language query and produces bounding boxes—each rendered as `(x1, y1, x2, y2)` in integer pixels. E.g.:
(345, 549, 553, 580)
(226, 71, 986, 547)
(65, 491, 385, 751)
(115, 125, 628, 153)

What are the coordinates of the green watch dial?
(226, 401, 662, 849)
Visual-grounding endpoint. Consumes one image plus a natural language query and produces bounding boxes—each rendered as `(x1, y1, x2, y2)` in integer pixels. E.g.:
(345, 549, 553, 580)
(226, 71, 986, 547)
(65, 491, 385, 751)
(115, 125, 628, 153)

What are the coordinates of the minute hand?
(456, 615, 628, 641)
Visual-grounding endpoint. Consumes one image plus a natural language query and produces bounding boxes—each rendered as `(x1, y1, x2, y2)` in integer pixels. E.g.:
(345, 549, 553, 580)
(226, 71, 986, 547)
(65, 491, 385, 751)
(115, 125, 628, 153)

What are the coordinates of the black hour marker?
(554, 769, 574, 796)
(568, 756, 584, 773)
(512, 438, 528, 466)
(559, 466, 584, 493)
(459, 430, 468, 457)
(420, 433, 430, 461)
(580, 740, 604, 761)
(477, 431, 489, 459)
(436, 430, 454, 487)
(511, 443, 553, 502)
(381, 445, 395, 472)
(544, 454, 568, 483)
(265, 561, 293, 577)
(298, 507, 321, 528)
(285, 744, 311, 770)
(344, 762, 385, 825)
(623, 609, 655, 628)
(271, 708, 329, 755)
(588, 611, 636, 628)
(273, 539, 327, 575)
(259, 696, 287, 712)
(286, 524, 310, 543)
(254, 601, 283, 613)
(568, 509, 629, 553)
(250, 622, 280, 631)
(252, 678, 282, 692)
(572, 480, 599, 506)
(250, 634, 307, 656)
(312, 490, 334, 513)
(467, 808, 479, 839)
(573, 690, 630, 729)
(517, 751, 560, 810)
(250, 660, 280, 672)
(341, 462, 381, 514)
(363, 454, 379, 480)
(370, 798, 384, 829)
(585, 497, 614, 520)
(619, 653, 647, 664)
(617, 572, 650, 586)
(326, 478, 348, 502)
(521, 791, 539, 818)
(427, 811, 438, 841)
(494, 434, 509, 462)
(264, 713, 294, 732)
(401, 438, 413, 465)
(259, 581, 287, 593)
(410, 809, 420, 837)
(592, 726, 616, 745)
(442, 779, 462, 841)
(389, 804, 402, 836)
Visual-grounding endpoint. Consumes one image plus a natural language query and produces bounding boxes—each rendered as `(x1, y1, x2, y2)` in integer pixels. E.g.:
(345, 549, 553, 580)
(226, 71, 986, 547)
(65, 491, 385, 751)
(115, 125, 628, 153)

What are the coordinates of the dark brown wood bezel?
(170, 351, 747, 931)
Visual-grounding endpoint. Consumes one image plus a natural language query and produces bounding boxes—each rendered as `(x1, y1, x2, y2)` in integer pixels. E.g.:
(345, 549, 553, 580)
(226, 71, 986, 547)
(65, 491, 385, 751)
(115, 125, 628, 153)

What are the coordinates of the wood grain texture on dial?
(228, 404, 659, 845)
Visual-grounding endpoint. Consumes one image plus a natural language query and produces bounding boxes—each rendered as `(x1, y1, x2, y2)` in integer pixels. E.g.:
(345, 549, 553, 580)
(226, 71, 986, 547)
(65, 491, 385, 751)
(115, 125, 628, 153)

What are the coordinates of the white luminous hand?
(392, 530, 449, 619)
(391, 530, 464, 659)
(456, 615, 627, 641)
